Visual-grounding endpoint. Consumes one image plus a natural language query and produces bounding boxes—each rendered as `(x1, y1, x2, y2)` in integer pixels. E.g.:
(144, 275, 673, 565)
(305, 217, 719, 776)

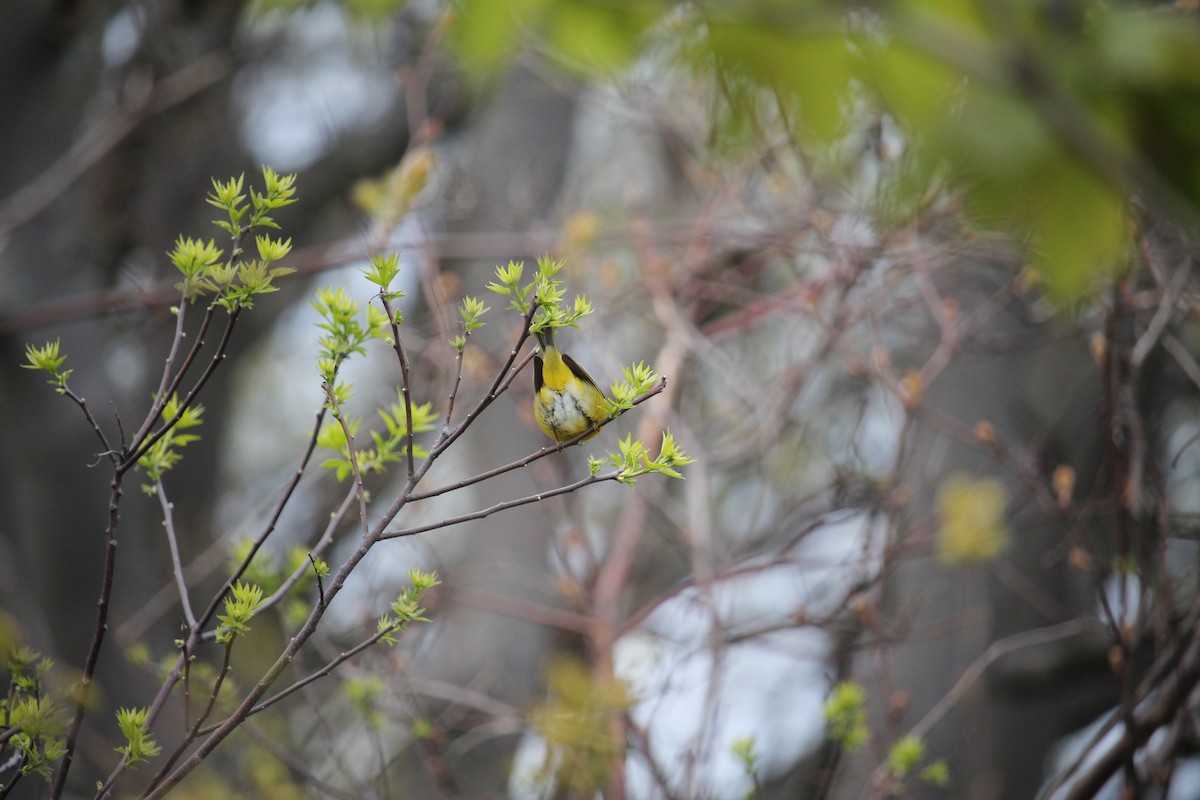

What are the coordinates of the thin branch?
(492, 348, 536, 398)
(151, 302, 190, 410)
(307, 554, 326, 610)
(143, 536, 380, 798)
(241, 723, 363, 800)
(430, 302, 540, 455)
(442, 586, 591, 634)
(50, 474, 124, 799)
(0, 53, 230, 237)
(249, 486, 356, 621)
(892, 619, 1105, 771)
(128, 301, 219, 453)
(141, 643, 234, 797)
(0, 754, 26, 800)
(209, 405, 331, 619)
(197, 619, 406, 735)
(1163, 333, 1200, 395)
(1049, 634, 1200, 800)
(382, 471, 617, 540)
(156, 480, 197, 629)
(122, 307, 242, 473)
(440, 333, 468, 437)
(1131, 264, 1190, 370)
(323, 381, 370, 537)
(625, 717, 682, 800)
(0, 219, 761, 335)
(379, 295, 417, 479)
(60, 386, 118, 465)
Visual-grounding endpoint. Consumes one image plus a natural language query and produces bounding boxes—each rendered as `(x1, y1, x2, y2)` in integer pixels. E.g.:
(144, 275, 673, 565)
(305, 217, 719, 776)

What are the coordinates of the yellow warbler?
(533, 328, 608, 444)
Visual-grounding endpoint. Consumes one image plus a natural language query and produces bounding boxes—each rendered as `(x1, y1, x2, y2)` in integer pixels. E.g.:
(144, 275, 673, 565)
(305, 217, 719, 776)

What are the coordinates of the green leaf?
(136, 394, 205, 486)
(459, 295, 490, 332)
(707, 22, 853, 145)
(823, 681, 869, 752)
(216, 581, 265, 643)
(1029, 159, 1130, 300)
(23, 339, 68, 375)
(936, 473, 1009, 566)
(920, 759, 951, 788)
(887, 735, 925, 779)
(545, 1, 644, 71)
(450, 0, 550, 75)
(114, 706, 162, 766)
(362, 252, 403, 290)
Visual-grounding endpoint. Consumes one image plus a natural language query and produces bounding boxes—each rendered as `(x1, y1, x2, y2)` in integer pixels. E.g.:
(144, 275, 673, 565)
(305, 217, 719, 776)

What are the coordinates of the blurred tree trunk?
(833, 267, 1117, 799)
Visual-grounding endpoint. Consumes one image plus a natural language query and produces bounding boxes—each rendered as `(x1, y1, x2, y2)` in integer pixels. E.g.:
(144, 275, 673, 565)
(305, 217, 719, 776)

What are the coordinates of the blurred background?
(4, 1, 1200, 798)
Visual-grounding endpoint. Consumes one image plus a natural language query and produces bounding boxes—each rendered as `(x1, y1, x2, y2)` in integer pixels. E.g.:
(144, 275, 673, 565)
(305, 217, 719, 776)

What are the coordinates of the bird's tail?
(534, 327, 555, 351)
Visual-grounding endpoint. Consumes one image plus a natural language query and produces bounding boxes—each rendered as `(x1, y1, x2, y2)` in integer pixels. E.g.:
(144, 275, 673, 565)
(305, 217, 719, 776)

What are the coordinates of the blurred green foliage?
(448, 0, 1200, 299)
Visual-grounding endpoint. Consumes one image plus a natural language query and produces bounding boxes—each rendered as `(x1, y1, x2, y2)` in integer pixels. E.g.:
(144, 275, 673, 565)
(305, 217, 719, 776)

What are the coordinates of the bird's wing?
(562, 352, 601, 390)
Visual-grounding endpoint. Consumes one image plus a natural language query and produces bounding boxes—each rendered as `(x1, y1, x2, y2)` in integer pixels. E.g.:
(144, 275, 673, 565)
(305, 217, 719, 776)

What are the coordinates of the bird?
(532, 327, 609, 444)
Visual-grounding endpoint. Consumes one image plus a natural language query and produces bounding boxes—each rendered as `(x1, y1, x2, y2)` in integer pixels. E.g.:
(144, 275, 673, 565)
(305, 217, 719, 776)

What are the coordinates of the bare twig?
(323, 381, 371, 537)
(141, 642, 234, 797)
(249, 487, 355, 622)
(382, 471, 617, 540)
(156, 480, 197, 629)
(379, 294, 418, 480)
(122, 307, 242, 473)
(50, 474, 123, 799)
(60, 386, 118, 466)
(0, 53, 230, 238)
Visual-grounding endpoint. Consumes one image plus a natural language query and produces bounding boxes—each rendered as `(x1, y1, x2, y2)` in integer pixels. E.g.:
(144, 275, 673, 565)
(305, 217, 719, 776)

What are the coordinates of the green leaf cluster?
(452, 295, 490, 351)
(376, 569, 440, 646)
(450, 0, 666, 77)
(919, 759, 951, 789)
(361, 252, 407, 310)
(4, 647, 66, 780)
(352, 148, 437, 224)
(486, 256, 594, 334)
(226, 542, 327, 625)
(596, 430, 694, 485)
(215, 581, 265, 644)
(823, 680, 868, 752)
(730, 735, 760, 797)
(345, 675, 387, 729)
(114, 706, 161, 767)
(884, 734, 950, 791)
(208, 166, 297, 234)
(8, 646, 54, 693)
(182, 167, 296, 308)
(603, 361, 658, 418)
(693, 1, 1154, 299)
(527, 654, 632, 796)
(247, 0, 410, 26)
(447, 1, 1200, 301)
(486, 259, 537, 314)
(22, 340, 72, 394)
(318, 396, 436, 482)
(168, 236, 225, 300)
(313, 286, 389, 382)
(886, 734, 924, 779)
(137, 394, 204, 492)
